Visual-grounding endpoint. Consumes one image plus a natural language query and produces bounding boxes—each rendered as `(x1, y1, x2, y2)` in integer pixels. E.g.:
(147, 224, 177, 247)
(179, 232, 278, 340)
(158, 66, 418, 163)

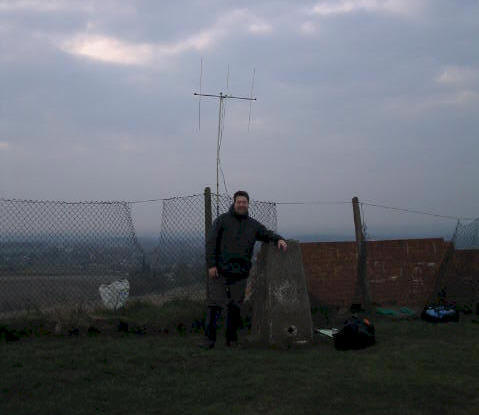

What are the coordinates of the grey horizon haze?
(1, 0, 478, 241)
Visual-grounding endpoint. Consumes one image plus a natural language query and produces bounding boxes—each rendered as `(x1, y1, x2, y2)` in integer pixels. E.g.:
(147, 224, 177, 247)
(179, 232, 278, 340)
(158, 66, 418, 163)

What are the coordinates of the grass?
(1, 299, 479, 415)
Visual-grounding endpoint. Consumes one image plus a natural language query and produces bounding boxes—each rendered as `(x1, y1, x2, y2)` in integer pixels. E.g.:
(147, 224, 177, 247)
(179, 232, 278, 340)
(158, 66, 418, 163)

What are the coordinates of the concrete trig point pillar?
(250, 239, 313, 348)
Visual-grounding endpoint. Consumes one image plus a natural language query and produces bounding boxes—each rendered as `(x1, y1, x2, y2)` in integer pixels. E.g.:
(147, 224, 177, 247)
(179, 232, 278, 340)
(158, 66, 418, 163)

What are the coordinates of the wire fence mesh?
(430, 218, 479, 309)
(452, 218, 479, 250)
(1, 192, 476, 321)
(148, 193, 277, 302)
(359, 202, 478, 309)
(0, 193, 278, 320)
(0, 198, 144, 318)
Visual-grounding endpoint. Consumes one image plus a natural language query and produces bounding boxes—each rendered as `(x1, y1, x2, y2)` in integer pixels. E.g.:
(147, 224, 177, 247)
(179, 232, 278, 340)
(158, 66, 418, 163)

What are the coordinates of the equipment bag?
(334, 316, 375, 350)
(421, 305, 459, 323)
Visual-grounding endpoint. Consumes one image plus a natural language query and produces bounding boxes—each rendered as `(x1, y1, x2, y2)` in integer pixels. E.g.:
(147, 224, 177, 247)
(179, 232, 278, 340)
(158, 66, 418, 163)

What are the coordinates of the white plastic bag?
(99, 279, 130, 310)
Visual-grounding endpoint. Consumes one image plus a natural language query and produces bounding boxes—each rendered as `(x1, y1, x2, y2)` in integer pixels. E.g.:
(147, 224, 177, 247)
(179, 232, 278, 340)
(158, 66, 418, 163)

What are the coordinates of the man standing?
(200, 190, 287, 349)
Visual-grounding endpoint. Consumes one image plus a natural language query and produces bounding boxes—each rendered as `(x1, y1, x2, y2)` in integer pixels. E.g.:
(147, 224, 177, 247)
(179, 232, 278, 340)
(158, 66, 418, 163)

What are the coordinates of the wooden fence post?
(352, 196, 371, 311)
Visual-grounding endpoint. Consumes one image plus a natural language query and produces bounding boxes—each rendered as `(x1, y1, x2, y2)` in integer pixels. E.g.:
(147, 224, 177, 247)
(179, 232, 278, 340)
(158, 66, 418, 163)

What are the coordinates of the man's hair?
(233, 190, 250, 203)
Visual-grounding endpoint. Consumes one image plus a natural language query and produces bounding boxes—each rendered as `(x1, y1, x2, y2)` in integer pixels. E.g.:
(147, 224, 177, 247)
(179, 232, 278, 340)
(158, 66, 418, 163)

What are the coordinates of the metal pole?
(204, 187, 212, 302)
(216, 93, 223, 217)
(193, 88, 256, 218)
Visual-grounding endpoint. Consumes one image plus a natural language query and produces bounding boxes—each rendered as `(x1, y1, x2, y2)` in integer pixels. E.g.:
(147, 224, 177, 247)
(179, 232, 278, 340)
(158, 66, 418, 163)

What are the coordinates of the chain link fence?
(1, 192, 476, 320)
(452, 218, 479, 250)
(0, 198, 144, 318)
(0, 192, 278, 319)
(430, 218, 479, 309)
(354, 202, 479, 308)
(148, 192, 277, 302)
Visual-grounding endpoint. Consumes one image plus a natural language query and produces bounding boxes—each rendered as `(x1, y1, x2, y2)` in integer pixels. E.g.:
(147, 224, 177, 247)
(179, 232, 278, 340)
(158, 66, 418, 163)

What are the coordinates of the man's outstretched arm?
(256, 223, 285, 245)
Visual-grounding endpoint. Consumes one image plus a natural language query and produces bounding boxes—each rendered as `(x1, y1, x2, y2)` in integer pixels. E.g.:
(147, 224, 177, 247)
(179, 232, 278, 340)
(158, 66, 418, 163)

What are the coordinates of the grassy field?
(1, 299, 479, 415)
(0, 274, 204, 316)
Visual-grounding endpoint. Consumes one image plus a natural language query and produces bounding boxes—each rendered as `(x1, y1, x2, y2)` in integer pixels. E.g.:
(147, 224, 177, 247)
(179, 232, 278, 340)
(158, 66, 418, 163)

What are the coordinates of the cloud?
(58, 8, 273, 65)
(0, 141, 10, 150)
(157, 30, 215, 55)
(300, 21, 318, 35)
(59, 31, 216, 66)
(2, 0, 478, 231)
(0, 0, 134, 14)
(436, 65, 479, 86)
(310, 0, 424, 17)
(103, 134, 143, 153)
(248, 23, 273, 34)
(428, 65, 479, 110)
(383, 89, 479, 118)
(438, 90, 479, 106)
(60, 34, 153, 65)
(0, 0, 91, 12)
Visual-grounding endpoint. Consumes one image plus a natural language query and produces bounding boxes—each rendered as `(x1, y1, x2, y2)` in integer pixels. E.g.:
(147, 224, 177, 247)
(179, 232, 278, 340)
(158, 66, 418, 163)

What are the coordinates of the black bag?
(334, 316, 375, 350)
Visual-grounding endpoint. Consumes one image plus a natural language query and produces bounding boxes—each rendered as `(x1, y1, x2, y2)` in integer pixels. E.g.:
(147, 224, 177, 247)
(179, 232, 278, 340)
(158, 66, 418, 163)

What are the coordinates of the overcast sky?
(1, 0, 478, 239)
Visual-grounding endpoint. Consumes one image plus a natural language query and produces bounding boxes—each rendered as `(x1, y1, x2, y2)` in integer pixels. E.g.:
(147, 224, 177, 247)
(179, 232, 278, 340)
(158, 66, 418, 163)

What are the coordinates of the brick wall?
(365, 239, 449, 306)
(300, 238, 477, 307)
(301, 242, 357, 307)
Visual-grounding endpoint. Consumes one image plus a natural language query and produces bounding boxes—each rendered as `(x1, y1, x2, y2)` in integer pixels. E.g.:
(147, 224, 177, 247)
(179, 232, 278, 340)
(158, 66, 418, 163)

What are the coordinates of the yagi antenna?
(193, 63, 257, 216)
(248, 67, 256, 132)
(197, 57, 203, 131)
(226, 64, 230, 95)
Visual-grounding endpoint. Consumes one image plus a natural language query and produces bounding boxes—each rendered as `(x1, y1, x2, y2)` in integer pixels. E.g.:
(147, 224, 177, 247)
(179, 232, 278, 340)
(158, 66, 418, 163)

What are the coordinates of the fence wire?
(5, 192, 473, 319)
(0, 198, 144, 318)
(358, 203, 479, 308)
(430, 218, 479, 309)
(211, 192, 277, 230)
(149, 193, 277, 302)
(452, 218, 479, 250)
(0, 193, 278, 319)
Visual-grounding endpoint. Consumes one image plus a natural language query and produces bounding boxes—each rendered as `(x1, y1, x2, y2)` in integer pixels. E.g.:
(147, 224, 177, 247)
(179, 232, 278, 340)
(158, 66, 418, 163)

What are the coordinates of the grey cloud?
(1, 0, 478, 239)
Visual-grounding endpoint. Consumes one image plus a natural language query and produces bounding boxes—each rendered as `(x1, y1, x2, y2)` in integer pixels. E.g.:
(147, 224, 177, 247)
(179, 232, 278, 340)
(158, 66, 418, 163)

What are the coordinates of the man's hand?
(277, 239, 287, 252)
(208, 266, 219, 279)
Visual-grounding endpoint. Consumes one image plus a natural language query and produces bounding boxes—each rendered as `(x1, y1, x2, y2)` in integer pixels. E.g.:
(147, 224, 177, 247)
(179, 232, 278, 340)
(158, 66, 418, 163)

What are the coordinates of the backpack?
(420, 305, 459, 323)
(334, 316, 375, 350)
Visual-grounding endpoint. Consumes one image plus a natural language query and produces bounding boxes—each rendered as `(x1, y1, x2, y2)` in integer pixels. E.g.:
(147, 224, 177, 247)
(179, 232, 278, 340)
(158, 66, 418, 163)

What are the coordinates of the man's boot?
(198, 306, 221, 350)
(225, 302, 241, 347)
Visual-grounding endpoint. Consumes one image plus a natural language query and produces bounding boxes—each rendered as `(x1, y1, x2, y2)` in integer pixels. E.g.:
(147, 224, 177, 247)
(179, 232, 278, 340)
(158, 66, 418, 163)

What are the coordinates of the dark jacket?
(205, 203, 285, 279)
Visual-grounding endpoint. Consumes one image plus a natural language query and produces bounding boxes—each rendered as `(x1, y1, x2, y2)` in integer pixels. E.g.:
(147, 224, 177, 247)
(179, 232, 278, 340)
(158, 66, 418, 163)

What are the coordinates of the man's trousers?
(205, 273, 247, 344)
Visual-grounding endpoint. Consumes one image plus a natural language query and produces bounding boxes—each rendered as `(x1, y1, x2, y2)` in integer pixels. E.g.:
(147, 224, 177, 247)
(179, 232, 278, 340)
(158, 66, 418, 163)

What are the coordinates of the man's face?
(234, 196, 249, 215)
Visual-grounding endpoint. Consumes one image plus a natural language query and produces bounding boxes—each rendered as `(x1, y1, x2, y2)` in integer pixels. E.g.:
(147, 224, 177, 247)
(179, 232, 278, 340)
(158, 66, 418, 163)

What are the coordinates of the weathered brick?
(300, 238, 477, 307)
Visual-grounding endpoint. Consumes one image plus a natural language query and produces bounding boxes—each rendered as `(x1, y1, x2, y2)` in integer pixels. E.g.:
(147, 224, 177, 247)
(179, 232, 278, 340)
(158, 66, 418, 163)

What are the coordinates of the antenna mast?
(194, 76, 257, 216)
